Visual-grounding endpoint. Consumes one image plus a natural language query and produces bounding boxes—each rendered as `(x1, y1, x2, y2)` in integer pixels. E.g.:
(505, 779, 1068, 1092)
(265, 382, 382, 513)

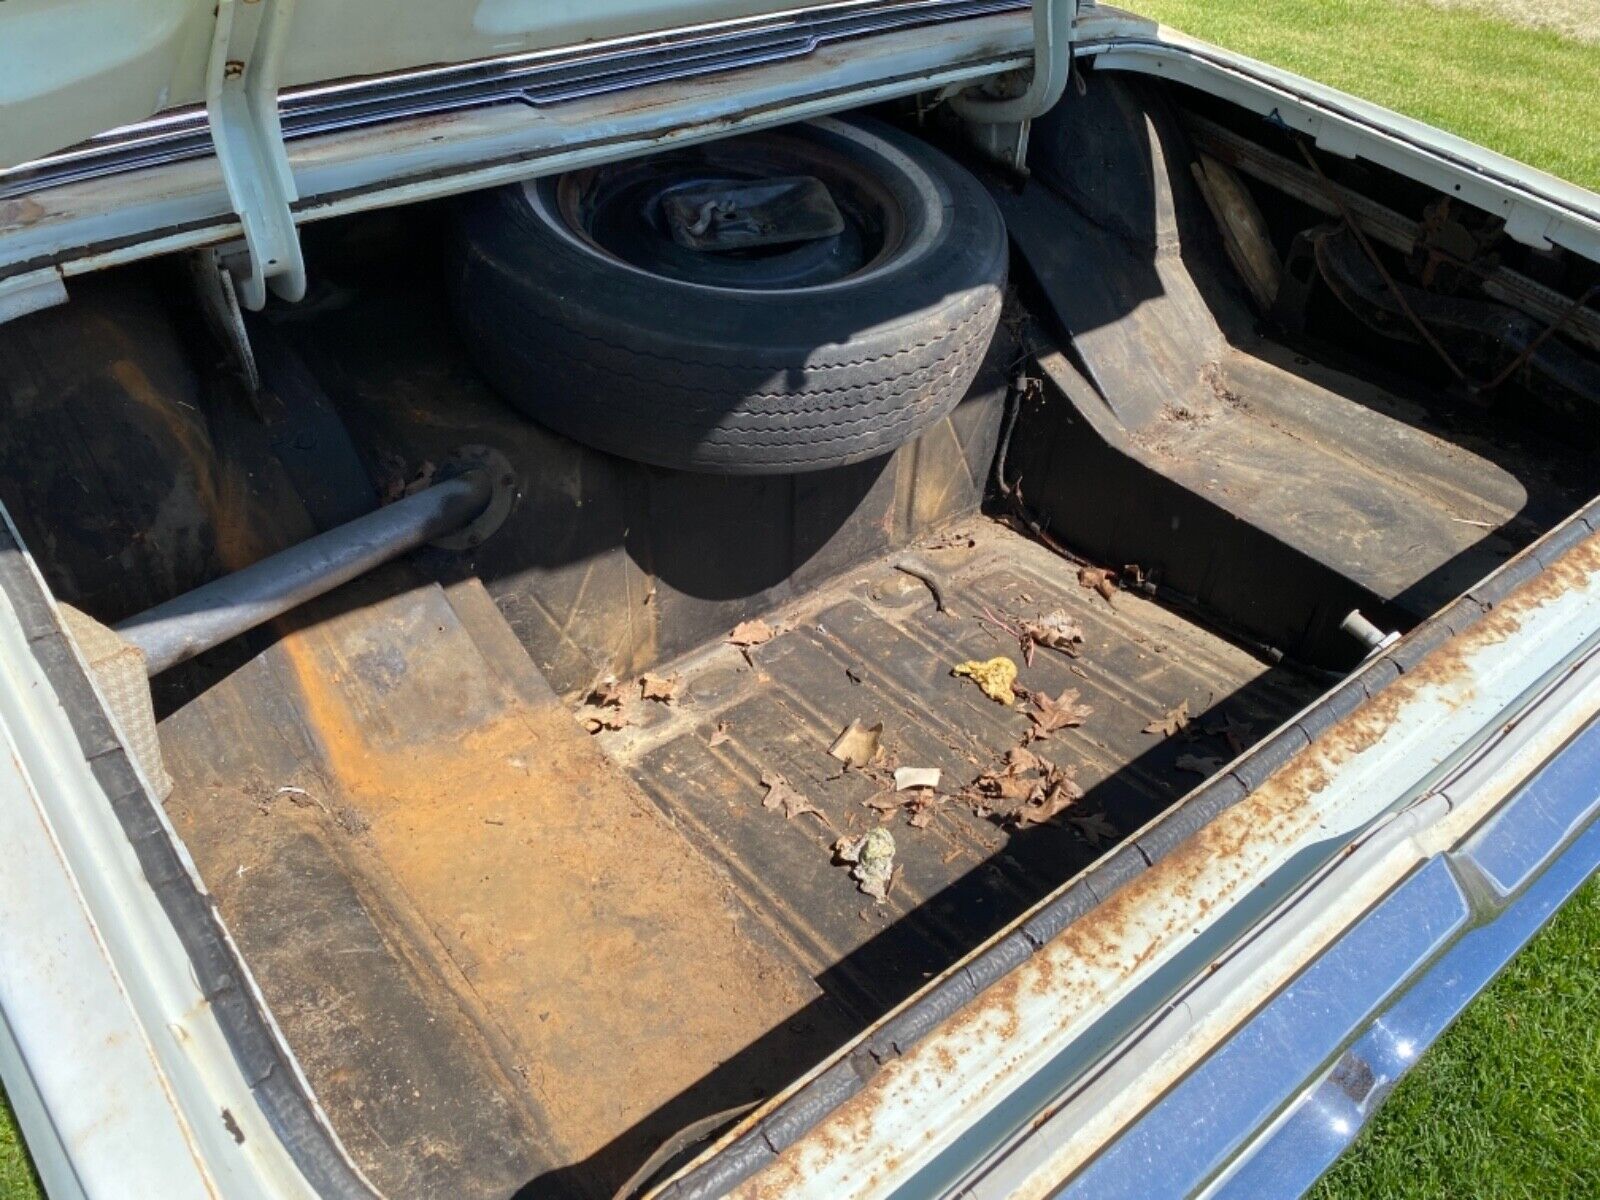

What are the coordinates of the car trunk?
(1, 70, 1596, 1200)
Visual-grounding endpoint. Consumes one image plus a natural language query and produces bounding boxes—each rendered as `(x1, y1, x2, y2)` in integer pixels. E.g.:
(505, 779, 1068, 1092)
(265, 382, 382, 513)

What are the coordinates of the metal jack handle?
(951, 0, 1077, 125)
(116, 470, 494, 676)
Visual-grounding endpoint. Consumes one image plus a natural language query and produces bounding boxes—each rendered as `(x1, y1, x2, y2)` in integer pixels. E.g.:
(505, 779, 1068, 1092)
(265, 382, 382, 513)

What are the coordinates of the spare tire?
(450, 117, 1006, 474)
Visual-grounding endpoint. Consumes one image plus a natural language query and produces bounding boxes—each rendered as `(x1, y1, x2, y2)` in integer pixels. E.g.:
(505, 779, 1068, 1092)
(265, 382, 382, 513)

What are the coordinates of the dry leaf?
(1020, 610, 1085, 657)
(1143, 699, 1191, 736)
(1004, 746, 1046, 775)
(1204, 713, 1255, 755)
(640, 673, 680, 703)
(1078, 565, 1117, 604)
(894, 766, 942, 791)
(907, 790, 940, 829)
(829, 720, 883, 768)
(967, 749, 1072, 822)
(833, 828, 896, 901)
(581, 711, 627, 734)
(708, 720, 732, 748)
(761, 773, 833, 826)
(1027, 687, 1094, 740)
(952, 657, 1019, 705)
(1175, 752, 1226, 777)
(1015, 766, 1084, 827)
(587, 678, 627, 708)
(980, 774, 1042, 804)
(728, 619, 777, 647)
(1068, 810, 1118, 846)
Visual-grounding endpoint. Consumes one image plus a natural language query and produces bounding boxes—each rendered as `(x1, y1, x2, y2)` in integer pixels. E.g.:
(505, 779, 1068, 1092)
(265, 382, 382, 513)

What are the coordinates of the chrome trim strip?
(0, 0, 1026, 199)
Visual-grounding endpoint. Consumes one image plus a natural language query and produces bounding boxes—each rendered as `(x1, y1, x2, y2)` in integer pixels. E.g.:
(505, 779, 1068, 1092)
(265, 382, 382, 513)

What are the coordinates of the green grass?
(1133, 0, 1600, 191)
(1309, 877, 1600, 1199)
(1, 1081, 40, 1200)
(0, 4, 1595, 1198)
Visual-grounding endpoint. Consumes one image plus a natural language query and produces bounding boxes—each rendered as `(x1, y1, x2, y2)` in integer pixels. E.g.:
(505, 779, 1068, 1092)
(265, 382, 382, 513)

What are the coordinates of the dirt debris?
(727, 618, 777, 647)
(581, 710, 628, 734)
(922, 528, 976, 550)
(580, 676, 632, 732)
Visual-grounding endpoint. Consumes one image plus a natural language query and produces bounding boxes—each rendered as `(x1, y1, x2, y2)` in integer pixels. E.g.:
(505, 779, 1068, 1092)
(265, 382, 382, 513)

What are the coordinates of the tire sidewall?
(460, 118, 1003, 363)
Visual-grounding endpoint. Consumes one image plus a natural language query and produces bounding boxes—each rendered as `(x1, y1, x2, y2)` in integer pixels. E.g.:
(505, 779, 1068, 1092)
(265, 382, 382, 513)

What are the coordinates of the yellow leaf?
(952, 656, 1018, 705)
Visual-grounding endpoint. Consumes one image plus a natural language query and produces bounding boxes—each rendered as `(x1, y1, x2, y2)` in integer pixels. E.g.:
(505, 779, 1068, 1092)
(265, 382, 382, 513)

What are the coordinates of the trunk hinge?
(206, 0, 305, 310)
(951, 0, 1077, 171)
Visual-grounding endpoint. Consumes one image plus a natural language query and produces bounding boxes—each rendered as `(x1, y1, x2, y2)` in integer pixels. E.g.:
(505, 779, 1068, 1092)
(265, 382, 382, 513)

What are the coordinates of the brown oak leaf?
(1015, 766, 1084, 827)
(1078, 565, 1117, 604)
(1027, 687, 1094, 741)
(1020, 610, 1085, 657)
(640, 673, 680, 703)
(728, 619, 777, 647)
(1144, 699, 1191, 736)
(761, 773, 833, 827)
(1175, 752, 1225, 777)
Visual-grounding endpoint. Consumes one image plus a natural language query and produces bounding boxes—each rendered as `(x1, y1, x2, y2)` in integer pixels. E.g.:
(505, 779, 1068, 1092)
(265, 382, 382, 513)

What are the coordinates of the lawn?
(1, 1084, 36, 1200)
(2, 2, 1597, 1197)
(1132, 0, 1600, 190)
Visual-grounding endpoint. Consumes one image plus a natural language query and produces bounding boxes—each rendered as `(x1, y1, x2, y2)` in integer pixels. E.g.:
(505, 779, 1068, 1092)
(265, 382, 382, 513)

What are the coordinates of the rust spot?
(0, 196, 47, 231)
(106, 354, 279, 572)
(265, 585, 819, 1172)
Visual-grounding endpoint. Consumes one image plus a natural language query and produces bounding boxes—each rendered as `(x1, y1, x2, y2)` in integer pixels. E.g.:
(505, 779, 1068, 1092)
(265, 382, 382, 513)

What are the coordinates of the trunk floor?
(593, 520, 1323, 1020)
(159, 519, 1321, 1199)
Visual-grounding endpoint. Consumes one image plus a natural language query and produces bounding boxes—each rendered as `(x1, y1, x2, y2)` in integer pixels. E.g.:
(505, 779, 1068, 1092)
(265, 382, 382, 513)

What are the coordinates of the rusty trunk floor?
(159, 522, 1320, 1200)
(161, 575, 847, 1200)
(591, 520, 1322, 1024)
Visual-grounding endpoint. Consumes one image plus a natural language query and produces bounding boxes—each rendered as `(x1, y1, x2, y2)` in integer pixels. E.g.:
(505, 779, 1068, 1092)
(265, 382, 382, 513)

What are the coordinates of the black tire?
(450, 117, 1007, 474)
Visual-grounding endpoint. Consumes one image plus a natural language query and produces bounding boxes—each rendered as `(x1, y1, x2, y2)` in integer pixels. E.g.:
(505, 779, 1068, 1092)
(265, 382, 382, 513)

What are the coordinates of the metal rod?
(116, 470, 492, 676)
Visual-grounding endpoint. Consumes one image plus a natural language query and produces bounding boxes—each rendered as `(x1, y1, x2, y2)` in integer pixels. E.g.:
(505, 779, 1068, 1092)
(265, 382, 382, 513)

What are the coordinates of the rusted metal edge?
(650, 492, 1600, 1200)
(0, 511, 379, 1200)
